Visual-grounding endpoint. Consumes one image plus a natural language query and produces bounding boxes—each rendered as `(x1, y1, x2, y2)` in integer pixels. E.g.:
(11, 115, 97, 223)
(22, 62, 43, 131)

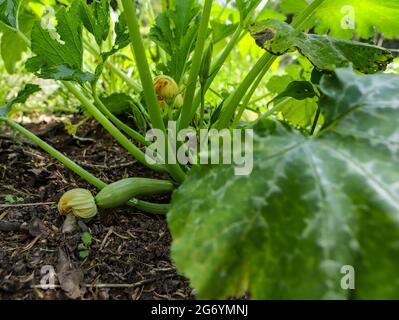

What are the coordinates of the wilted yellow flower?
(153, 75, 179, 104)
(58, 189, 97, 219)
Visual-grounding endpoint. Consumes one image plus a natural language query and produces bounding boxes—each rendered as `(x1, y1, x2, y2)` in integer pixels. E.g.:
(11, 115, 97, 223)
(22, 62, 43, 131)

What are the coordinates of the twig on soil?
(100, 227, 113, 251)
(21, 235, 41, 252)
(22, 150, 47, 161)
(111, 230, 130, 240)
(1, 185, 41, 198)
(0, 202, 55, 208)
(75, 160, 138, 170)
(30, 274, 177, 290)
(0, 211, 9, 220)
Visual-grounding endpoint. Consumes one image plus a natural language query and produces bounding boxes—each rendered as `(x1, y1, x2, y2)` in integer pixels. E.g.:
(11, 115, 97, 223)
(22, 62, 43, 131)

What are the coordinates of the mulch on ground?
(0, 118, 192, 300)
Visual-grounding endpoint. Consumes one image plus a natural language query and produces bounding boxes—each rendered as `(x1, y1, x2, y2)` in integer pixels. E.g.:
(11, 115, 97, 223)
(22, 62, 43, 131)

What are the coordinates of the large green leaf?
(79, 0, 110, 47)
(249, 19, 393, 74)
(269, 81, 317, 104)
(0, 84, 40, 117)
(0, 10, 36, 73)
(100, 13, 130, 61)
(280, 97, 319, 128)
(320, 68, 399, 130)
(168, 68, 399, 299)
(281, 0, 399, 39)
(0, 0, 20, 28)
(150, 0, 200, 82)
(26, 1, 93, 83)
(1, 28, 26, 73)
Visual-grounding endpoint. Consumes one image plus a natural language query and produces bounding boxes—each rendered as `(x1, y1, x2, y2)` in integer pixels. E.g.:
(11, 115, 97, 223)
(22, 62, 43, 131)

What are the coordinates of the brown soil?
(0, 118, 192, 300)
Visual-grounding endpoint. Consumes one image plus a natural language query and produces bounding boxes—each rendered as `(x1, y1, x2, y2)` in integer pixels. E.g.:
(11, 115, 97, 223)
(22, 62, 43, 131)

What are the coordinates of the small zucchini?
(95, 178, 174, 209)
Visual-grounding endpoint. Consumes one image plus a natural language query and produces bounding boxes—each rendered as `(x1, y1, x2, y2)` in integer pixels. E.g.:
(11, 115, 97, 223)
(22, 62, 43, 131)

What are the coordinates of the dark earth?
(0, 118, 193, 300)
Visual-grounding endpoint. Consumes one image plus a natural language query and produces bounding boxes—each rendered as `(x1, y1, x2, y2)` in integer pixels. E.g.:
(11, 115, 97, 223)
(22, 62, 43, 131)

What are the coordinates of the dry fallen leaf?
(57, 249, 86, 299)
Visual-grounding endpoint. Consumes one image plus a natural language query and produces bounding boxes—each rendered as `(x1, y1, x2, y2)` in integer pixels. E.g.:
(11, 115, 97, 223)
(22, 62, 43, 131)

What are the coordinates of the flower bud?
(153, 75, 179, 103)
(58, 189, 97, 219)
(173, 94, 184, 109)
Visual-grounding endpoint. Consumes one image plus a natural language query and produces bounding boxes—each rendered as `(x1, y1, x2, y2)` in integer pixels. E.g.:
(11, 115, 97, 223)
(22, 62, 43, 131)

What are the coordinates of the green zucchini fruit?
(95, 178, 174, 209)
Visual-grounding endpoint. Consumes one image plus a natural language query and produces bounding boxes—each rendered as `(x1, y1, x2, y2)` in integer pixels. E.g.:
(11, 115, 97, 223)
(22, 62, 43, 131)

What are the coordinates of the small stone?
(0, 221, 20, 232)
(62, 215, 77, 234)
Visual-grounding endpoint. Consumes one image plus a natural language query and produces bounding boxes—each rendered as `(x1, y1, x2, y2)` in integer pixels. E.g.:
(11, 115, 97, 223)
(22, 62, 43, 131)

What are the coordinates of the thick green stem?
(186, 0, 263, 123)
(3, 118, 107, 189)
(311, 106, 321, 135)
(232, 57, 274, 127)
(122, 0, 185, 183)
(2, 117, 170, 214)
(91, 88, 149, 146)
(63, 81, 165, 173)
(189, 25, 244, 122)
(199, 87, 206, 129)
(178, 0, 214, 131)
(8, 21, 160, 172)
(121, 0, 165, 130)
(215, 52, 274, 129)
(247, 98, 293, 128)
(291, 0, 326, 29)
(128, 199, 170, 215)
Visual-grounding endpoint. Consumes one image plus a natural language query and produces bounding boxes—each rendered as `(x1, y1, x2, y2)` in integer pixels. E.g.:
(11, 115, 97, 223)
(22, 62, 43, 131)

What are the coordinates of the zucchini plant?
(1, 0, 399, 299)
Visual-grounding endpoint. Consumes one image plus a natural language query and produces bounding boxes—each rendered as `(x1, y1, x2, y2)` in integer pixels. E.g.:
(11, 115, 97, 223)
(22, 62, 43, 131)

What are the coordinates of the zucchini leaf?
(269, 81, 317, 105)
(0, 9, 36, 74)
(168, 68, 399, 299)
(26, 1, 94, 83)
(150, 0, 201, 82)
(320, 67, 399, 130)
(100, 93, 146, 131)
(266, 81, 319, 129)
(210, 21, 239, 44)
(92, 13, 130, 85)
(281, 0, 399, 39)
(280, 98, 319, 128)
(0, 84, 40, 117)
(100, 93, 133, 116)
(101, 13, 130, 60)
(79, 0, 110, 47)
(0, 0, 20, 28)
(249, 19, 393, 74)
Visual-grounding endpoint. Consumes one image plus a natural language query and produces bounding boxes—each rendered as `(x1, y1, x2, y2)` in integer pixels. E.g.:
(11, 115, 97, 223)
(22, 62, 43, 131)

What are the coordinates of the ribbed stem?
(291, 0, 326, 29)
(189, 25, 244, 122)
(2, 118, 107, 189)
(128, 199, 171, 215)
(232, 57, 274, 127)
(178, 0, 214, 130)
(2, 117, 171, 215)
(122, 0, 186, 183)
(215, 52, 274, 129)
(63, 81, 165, 173)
